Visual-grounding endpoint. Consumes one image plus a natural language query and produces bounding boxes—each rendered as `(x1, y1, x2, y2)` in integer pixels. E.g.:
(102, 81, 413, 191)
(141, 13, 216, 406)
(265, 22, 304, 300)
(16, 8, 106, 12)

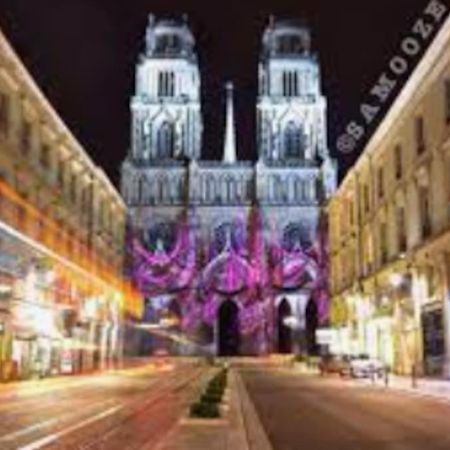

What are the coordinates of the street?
(0, 361, 206, 450)
(240, 366, 450, 450)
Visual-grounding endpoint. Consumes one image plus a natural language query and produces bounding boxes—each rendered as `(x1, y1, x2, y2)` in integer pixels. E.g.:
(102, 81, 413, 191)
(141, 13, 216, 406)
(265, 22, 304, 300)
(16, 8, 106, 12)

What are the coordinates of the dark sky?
(0, 0, 443, 186)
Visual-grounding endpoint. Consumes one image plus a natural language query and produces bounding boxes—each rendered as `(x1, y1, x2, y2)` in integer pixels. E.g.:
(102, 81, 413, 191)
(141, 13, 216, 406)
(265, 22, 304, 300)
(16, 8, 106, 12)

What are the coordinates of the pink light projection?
(131, 208, 330, 348)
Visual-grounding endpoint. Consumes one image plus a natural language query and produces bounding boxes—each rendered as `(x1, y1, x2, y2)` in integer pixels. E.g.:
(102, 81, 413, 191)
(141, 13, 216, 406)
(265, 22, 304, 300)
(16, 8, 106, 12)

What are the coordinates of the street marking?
(18, 405, 123, 450)
(0, 418, 59, 442)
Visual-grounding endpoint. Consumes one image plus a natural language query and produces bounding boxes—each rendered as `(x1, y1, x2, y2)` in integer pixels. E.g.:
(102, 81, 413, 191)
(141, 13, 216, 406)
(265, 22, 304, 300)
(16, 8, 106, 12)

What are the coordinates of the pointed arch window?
(157, 71, 175, 97)
(156, 121, 175, 159)
(225, 176, 236, 203)
(284, 121, 305, 159)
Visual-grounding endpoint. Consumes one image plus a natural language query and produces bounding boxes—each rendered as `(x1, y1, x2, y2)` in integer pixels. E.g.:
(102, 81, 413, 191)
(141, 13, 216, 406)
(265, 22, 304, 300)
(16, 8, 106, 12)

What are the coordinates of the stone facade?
(0, 28, 133, 380)
(329, 15, 450, 377)
(122, 16, 336, 356)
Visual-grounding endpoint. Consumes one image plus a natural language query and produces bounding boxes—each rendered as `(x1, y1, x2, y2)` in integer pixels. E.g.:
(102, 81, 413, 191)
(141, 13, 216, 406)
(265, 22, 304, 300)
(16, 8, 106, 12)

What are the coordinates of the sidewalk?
(359, 373, 450, 403)
(0, 358, 172, 398)
(292, 362, 450, 403)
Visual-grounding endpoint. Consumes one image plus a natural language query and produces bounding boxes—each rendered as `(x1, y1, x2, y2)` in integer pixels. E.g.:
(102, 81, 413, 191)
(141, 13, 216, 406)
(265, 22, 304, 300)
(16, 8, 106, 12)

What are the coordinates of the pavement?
(292, 362, 450, 404)
(0, 359, 208, 449)
(240, 365, 450, 450)
(157, 369, 268, 450)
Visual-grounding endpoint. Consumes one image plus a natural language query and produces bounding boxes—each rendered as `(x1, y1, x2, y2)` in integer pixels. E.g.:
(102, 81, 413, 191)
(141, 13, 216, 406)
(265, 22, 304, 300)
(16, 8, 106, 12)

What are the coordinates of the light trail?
(18, 405, 124, 450)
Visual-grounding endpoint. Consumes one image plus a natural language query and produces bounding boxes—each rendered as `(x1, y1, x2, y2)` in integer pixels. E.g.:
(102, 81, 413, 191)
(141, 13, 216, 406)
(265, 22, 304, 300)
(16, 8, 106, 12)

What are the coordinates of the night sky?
(0, 0, 442, 186)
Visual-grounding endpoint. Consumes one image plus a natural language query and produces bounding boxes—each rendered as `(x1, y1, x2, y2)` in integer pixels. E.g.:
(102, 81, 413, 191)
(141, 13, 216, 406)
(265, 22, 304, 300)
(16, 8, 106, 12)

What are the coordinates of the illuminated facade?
(122, 16, 336, 355)
(329, 15, 450, 376)
(0, 29, 137, 381)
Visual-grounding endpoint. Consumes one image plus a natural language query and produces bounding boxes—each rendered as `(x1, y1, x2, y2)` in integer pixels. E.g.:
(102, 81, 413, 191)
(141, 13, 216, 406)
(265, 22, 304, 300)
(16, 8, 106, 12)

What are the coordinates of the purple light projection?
(131, 208, 330, 353)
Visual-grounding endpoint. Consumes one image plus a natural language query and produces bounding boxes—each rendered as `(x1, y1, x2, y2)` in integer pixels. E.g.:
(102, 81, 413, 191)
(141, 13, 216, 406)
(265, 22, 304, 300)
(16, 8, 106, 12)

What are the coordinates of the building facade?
(122, 16, 336, 356)
(329, 15, 450, 376)
(0, 29, 137, 381)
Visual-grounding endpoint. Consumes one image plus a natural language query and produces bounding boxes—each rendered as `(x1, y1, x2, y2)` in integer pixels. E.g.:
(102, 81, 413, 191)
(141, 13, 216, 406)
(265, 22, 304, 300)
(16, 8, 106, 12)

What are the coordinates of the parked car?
(342, 354, 386, 378)
(319, 354, 350, 376)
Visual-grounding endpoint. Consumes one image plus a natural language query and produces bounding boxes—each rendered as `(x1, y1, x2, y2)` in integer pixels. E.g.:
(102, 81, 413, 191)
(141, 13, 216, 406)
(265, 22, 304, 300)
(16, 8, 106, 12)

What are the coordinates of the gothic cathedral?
(121, 15, 337, 356)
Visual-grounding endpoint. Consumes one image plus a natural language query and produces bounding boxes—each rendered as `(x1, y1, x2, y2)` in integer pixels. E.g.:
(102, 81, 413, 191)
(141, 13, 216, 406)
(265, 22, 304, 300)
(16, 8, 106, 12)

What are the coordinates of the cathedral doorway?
(305, 298, 319, 355)
(218, 300, 240, 356)
(278, 299, 293, 354)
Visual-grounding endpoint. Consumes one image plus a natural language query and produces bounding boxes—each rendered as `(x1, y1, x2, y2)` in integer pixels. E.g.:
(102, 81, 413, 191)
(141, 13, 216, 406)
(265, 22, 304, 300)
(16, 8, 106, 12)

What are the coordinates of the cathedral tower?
(130, 14, 202, 163)
(257, 18, 336, 199)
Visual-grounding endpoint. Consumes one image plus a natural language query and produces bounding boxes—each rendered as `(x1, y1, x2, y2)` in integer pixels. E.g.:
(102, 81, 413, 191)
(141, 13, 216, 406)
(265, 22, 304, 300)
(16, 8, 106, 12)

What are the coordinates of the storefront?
(422, 304, 445, 376)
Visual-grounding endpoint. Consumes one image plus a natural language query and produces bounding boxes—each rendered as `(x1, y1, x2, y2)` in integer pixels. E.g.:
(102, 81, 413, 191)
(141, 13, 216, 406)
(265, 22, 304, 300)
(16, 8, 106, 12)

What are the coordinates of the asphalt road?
(0, 361, 206, 450)
(240, 367, 450, 450)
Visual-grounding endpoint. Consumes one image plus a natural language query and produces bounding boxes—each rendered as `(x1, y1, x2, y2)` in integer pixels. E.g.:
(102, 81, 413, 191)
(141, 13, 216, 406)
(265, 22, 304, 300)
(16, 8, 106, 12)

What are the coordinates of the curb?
(233, 369, 273, 450)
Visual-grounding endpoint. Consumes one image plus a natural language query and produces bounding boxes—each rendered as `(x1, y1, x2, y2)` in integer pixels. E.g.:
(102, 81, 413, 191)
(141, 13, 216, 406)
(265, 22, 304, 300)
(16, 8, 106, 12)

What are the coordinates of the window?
(0, 93, 10, 134)
(363, 184, 370, 213)
(445, 79, 450, 124)
(156, 121, 175, 158)
(277, 35, 303, 55)
(282, 72, 289, 97)
(69, 173, 77, 202)
(158, 71, 175, 97)
(282, 71, 299, 97)
(81, 185, 91, 216)
(155, 34, 181, 55)
(396, 207, 407, 253)
(377, 167, 384, 199)
(21, 121, 31, 154)
(380, 222, 388, 264)
(419, 186, 432, 239)
(349, 201, 354, 227)
(415, 116, 426, 155)
(40, 143, 50, 169)
(394, 145, 402, 180)
(284, 121, 305, 159)
(58, 159, 65, 188)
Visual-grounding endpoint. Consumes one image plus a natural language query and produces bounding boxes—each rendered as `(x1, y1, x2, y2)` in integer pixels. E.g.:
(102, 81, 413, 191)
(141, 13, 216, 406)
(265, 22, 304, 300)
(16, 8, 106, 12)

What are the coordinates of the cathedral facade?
(121, 15, 337, 356)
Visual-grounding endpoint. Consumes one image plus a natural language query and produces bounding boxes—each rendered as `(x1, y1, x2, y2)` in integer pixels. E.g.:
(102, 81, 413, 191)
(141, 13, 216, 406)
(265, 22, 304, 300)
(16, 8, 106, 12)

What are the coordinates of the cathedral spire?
(223, 82, 237, 164)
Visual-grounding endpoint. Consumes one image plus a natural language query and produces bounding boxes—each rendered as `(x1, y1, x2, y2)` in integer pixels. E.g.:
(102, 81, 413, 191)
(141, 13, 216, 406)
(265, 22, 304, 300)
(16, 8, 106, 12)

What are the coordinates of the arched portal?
(278, 299, 293, 354)
(305, 298, 318, 355)
(218, 300, 240, 356)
